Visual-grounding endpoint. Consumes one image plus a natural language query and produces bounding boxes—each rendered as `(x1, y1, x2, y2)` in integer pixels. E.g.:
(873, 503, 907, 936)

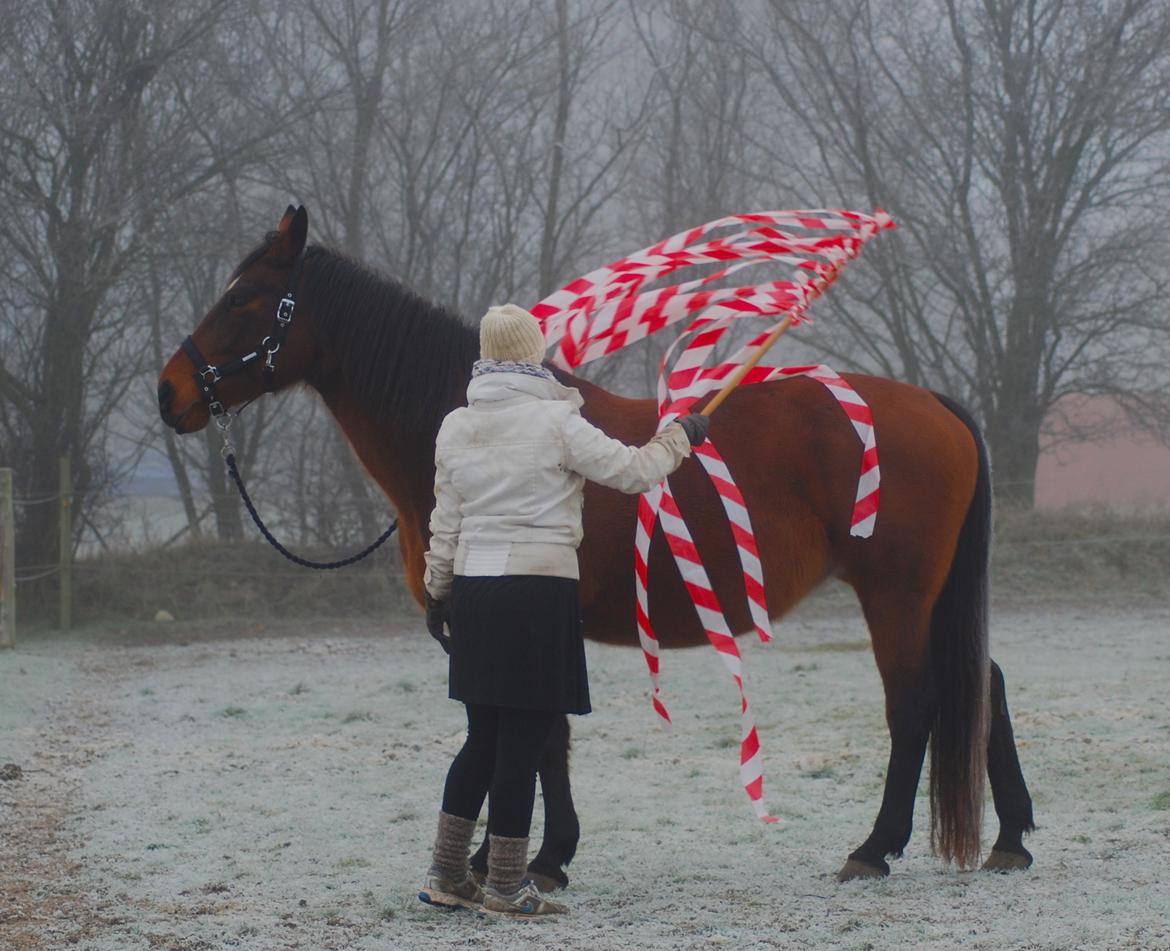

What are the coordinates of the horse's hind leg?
(469, 828, 488, 880)
(982, 659, 1035, 871)
(527, 714, 580, 891)
(468, 714, 579, 891)
(838, 598, 936, 882)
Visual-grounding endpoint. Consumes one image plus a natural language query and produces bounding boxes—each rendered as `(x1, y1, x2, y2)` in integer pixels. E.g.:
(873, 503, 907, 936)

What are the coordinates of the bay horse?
(157, 206, 1034, 886)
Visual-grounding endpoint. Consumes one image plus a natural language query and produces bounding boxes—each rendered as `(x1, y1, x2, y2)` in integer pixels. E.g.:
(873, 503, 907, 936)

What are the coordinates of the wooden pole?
(700, 316, 795, 417)
(59, 456, 73, 631)
(700, 268, 840, 418)
(1, 468, 15, 649)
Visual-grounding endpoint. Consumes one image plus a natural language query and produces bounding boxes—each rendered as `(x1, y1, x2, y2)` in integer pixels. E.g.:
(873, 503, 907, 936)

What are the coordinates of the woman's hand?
(676, 413, 710, 446)
(424, 592, 451, 654)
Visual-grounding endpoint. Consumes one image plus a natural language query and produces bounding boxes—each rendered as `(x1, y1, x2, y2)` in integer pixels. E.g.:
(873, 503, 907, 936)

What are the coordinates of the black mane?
(300, 245, 479, 433)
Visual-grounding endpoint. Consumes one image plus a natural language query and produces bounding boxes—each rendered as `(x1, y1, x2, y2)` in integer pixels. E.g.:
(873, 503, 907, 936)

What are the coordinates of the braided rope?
(224, 454, 397, 570)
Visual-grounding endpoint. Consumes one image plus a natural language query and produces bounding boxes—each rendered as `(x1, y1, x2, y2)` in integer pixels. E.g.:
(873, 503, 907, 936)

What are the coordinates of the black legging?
(441, 703, 560, 838)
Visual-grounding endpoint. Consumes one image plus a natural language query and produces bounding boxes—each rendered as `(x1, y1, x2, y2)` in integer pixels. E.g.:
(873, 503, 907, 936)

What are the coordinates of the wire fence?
(14, 564, 62, 583)
(1, 462, 76, 646)
(4, 487, 399, 584)
(12, 493, 64, 507)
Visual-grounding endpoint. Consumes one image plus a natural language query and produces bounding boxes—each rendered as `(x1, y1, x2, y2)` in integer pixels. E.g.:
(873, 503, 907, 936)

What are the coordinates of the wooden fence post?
(1, 468, 14, 648)
(59, 457, 73, 631)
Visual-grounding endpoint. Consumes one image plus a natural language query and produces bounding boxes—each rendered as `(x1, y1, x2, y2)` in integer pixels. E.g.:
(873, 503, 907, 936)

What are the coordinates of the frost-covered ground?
(3, 602, 1169, 950)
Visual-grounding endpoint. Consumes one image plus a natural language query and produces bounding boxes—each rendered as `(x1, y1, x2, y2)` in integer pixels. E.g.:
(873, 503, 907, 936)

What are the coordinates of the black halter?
(181, 254, 305, 418)
(179, 252, 398, 570)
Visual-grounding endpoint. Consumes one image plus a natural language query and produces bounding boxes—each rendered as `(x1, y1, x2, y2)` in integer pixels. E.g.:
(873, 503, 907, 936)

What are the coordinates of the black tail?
(928, 393, 992, 868)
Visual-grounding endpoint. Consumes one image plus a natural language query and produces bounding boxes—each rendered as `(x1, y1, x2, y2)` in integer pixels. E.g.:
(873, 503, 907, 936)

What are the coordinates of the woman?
(417, 303, 707, 918)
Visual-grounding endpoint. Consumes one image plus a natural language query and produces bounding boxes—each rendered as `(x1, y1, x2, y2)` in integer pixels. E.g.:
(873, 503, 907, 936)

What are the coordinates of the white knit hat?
(479, 303, 547, 364)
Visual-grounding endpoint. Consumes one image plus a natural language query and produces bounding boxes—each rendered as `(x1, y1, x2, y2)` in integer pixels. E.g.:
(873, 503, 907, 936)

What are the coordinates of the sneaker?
(418, 871, 484, 911)
(480, 880, 568, 919)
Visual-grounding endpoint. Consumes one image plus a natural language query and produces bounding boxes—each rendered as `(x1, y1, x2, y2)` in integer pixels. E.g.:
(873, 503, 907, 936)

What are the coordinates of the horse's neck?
(314, 384, 455, 606)
(315, 387, 447, 525)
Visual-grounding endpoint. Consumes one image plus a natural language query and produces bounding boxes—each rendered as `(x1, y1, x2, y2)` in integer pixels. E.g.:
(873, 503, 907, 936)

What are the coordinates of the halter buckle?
(201, 365, 222, 383)
(215, 410, 236, 457)
(276, 296, 295, 324)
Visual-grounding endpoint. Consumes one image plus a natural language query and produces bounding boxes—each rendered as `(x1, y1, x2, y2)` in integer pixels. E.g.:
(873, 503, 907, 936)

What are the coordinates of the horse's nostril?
(158, 379, 174, 415)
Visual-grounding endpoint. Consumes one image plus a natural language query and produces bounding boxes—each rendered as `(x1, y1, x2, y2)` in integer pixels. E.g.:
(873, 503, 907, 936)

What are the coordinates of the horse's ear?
(273, 205, 308, 266)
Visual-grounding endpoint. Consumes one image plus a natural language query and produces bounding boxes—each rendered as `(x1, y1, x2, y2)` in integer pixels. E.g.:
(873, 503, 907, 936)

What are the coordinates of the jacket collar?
(466, 371, 583, 408)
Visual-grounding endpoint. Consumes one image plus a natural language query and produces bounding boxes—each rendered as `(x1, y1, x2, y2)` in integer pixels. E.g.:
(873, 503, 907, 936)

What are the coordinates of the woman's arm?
(562, 413, 693, 495)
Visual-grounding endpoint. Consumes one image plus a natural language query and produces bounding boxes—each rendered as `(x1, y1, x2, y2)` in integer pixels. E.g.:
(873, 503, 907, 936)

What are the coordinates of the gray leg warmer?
(486, 834, 529, 895)
(428, 811, 477, 880)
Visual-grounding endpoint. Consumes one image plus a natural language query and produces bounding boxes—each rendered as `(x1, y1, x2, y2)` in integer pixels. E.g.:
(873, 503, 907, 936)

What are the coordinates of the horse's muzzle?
(158, 379, 180, 429)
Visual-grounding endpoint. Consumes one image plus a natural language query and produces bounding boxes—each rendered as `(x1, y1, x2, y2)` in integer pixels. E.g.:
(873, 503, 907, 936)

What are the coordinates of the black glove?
(676, 412, 710, 446)
(424, 591, 451, 655)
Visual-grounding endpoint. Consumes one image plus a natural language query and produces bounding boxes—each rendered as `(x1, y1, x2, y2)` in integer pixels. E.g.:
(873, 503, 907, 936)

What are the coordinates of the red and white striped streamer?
(532, 210, 886, 371)
(693, 441, 772, 643)
(657, 486, 778, 823)
(532, 209, 893, 820)
(633, 484, 670, 723)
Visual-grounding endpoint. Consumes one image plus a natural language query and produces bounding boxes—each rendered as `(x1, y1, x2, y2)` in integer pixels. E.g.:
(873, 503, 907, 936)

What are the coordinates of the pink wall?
(1035, 397, 1170, 509)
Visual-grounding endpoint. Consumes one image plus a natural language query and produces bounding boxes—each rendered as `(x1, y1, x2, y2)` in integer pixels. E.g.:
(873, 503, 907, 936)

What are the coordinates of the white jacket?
(423, 371, 692, 599)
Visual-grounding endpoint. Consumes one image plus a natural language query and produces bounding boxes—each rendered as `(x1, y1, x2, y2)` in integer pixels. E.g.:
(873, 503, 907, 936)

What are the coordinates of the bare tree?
(255, 0, 426, 542)
(528, 1, 646, 299)
(30, 0, 1166, 579)
(630, 1, 755, 235)
(0, 0, 269, 580)
(571, 0, 763, 397)
(737, 0, 1170, 505)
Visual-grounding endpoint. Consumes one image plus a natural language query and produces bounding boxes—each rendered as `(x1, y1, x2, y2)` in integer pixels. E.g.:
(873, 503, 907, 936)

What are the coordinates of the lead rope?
(216, 414, 397, 570)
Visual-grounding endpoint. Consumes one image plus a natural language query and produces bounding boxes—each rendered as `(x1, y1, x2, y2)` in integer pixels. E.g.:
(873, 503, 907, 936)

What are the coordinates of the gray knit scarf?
(472, 359, 555, 381)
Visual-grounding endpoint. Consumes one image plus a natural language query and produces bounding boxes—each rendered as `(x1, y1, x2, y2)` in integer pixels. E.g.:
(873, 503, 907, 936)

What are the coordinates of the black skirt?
(448, 575, 591, 715)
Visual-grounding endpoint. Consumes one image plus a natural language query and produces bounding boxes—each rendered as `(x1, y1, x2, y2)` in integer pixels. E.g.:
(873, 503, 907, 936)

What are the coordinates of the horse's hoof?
(526, 866, 569, 892)
(981, 848, 1032, 872)
(836, 858, 888, 882)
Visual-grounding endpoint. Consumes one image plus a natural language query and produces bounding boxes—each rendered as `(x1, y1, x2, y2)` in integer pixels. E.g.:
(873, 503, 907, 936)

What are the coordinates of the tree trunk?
(148, 261, 203, 541)
(204, 426, 244, 541)
(18, 222, 94, 583)
(984, 398, 1042, 509)
(328, 0, 396, 541)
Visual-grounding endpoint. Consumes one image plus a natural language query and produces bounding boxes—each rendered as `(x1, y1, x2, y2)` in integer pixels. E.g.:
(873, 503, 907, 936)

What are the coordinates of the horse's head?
(158, 205, 314, 434)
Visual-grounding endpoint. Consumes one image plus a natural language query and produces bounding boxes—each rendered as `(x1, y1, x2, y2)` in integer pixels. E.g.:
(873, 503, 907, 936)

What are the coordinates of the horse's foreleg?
(981, 659, 1035, 871)
(527, 714, 579, 891)
(467, 714, 579, 891)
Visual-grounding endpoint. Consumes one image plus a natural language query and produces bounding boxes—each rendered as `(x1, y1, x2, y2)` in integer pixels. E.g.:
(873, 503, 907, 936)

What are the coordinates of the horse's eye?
(227, 292, 248, 309)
